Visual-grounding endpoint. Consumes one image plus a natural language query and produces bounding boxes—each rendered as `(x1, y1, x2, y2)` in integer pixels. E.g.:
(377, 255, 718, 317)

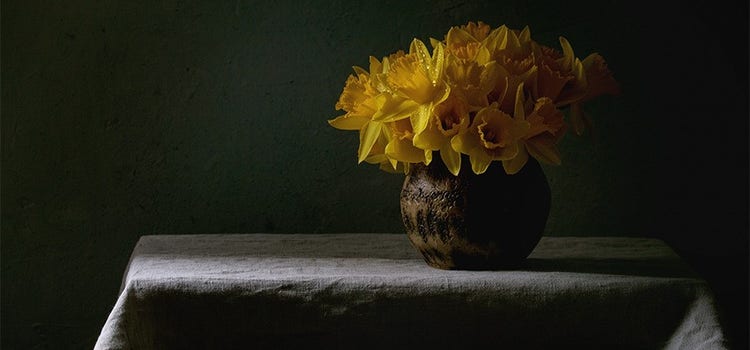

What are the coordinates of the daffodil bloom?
(387, 51, 442, 105)
(536, 37, 588, 107)
(492, 81, 568, 174)
(432, 21, 491, 63)
(384, 118, 432, 166)
(384, 39, 450, 138)
(462, 21, 490, 40)
(485, 25, 534, 60)
(359, 121, 413, 174)
(360, 127, 390, 165)
(515, 97, 567, 171)
(534, 44, 575, 103)
(329, 52, 422, 163)
(443, 26, 487, 63)
(566, 53, 621, 135)
(481, 26, 538, 113)
(346, 39, 450, 166)
(357, 53, 425, 163)
(443, 54, 499, 110)
(328, 72, 379, 131)
(451, 99, 530, 174)
(581, 53, 620, 101)
(412, 53, 500, 175)
(356, 116, 429, 174)
(412, 94, 469, 175)
(330, 22, 618, 175)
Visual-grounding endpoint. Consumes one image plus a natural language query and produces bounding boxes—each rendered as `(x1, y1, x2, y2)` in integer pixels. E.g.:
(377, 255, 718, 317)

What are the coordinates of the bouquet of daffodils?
(329, 22, 619, 176)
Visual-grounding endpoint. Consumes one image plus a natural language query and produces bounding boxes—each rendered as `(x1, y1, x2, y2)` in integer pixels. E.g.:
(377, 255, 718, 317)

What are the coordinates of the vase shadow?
(520, 257, 698, 278)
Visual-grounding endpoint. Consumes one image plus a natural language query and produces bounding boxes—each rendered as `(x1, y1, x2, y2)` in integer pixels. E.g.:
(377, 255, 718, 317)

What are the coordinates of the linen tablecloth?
(94, 234, 727, 349)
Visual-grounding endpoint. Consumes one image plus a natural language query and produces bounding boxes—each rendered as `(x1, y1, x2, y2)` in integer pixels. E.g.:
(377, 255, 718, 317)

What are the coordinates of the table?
(94, 234, 728, 349)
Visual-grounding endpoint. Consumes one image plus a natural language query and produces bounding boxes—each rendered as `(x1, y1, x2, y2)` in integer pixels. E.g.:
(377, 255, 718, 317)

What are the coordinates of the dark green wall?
(2, 0, 747, 348)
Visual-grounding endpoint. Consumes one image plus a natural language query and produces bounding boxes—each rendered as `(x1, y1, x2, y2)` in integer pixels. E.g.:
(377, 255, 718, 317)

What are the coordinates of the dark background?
(2, 0, 748, 348)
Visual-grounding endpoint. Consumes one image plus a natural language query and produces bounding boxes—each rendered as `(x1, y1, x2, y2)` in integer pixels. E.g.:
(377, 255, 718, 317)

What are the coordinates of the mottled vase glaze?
(400, 156, 551, 270)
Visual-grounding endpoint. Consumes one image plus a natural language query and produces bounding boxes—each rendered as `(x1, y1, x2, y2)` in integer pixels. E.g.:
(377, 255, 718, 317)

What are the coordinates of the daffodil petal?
(440, 143, 461, 176)
(514, 82, 525, 120)
(470, 153, 492, 174)
(410, 38, 432, 73)
(328, 114, 370, 130)
(389, 157, 398, 170)
(447, 27, 476, 48)
(352, 65, 368, 76)
(570, 103, 585, 136)
(385, 137, 427, 163)
(494, 141, 520, 160)
(502, 146, 528, 175)
(475, 46, 491, 65)
(364, 153, 388, 164)
(582, 53, 620, 101)
(413, 125, 444, 150)
(429, 42, 445, 83)
(559, 36, 575, 70)
(480, 61, 500, 96)
(450, 131, 470, 155)
(410, 105, 433, 136)
(519, 26, 531, 42)
(429, 37, 442, 50)
(526, 136, 561, 165)
(483, 25, 507, 52)
(372, 94, 420, 122)
(357, 121, 383, 163)
(379, 161, 400, 173)
(506, 28, 521, 49)
(369, 56, 383, 74)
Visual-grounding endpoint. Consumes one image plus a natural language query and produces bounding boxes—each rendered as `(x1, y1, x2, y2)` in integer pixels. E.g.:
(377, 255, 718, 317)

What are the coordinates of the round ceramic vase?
(400, 156, 551, 270)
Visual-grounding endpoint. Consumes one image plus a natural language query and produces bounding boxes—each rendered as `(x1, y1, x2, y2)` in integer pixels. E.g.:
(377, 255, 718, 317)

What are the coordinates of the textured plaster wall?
(2, 0, 747, 348)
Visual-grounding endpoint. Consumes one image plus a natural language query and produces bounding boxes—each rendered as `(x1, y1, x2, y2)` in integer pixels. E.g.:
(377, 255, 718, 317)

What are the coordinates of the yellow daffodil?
(432, 21, 491, 63)
(535, 37, 588, 107)
(480, 25, 538, 113)
(330, 22, 618, 175)
(384, 39, 450, 138)
(581, 53, 620, 101)
(451, 91, 530, 174)
(444, 27, 487, 63)
(360, 127, 389, 165)
(566, 53, 621, 135)
(359, 126, 410, 175)
(384, 118, 432, 167)
(329, 71, 379, 131)
(534, 44, 574, 104)
(443, 54, 499, 110)
(329, 52, 422, 163)
(513, 97, 567, 171)
(412, 94, 469, 175)
(411, 53, 500, 175)
(461, 21, 491, 42)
